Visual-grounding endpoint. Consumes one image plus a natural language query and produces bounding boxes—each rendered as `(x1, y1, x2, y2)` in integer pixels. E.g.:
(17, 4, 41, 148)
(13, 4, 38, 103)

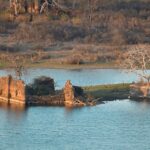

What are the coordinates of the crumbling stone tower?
(64, 80, 75, 106)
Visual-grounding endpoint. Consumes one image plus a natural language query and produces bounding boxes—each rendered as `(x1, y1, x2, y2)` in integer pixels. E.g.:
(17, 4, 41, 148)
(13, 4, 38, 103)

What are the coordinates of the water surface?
(0, 100, 150, 150)
(0, 68, 145, 89)
(0, 69, 150, 150)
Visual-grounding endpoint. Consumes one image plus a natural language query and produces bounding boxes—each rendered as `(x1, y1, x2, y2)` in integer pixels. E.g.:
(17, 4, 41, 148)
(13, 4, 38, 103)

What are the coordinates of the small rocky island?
(0, 75, 150, 107)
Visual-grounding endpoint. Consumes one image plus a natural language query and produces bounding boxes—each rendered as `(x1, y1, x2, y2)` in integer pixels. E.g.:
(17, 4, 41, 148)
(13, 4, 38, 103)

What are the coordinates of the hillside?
(0, 0, 150, 68)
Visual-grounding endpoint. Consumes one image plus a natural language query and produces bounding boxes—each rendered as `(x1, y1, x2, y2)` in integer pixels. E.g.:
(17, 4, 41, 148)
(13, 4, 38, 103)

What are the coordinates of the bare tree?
(81, 0, 97, 40)
(9, 0, 22, 16)
(2, 54, 27, 80)
(119, 45, 150, 84)
(40, 0, 50, 14)
(87, 0, 98, 28)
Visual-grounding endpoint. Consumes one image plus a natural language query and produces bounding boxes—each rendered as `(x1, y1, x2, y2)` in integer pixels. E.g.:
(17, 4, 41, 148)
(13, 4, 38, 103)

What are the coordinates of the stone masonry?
(0, 75, 26, 104)
(64, 80, 75, 106)
(0, 76, 87, 107)
(64, 80, 86, 107)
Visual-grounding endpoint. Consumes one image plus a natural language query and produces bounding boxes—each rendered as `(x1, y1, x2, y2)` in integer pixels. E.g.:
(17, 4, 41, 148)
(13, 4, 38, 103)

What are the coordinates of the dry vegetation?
(0, 0, 149, 68)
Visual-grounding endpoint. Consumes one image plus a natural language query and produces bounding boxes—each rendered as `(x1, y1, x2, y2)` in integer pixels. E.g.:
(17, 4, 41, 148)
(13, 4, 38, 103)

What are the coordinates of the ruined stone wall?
(64, 80, 75, 106)
(130, 84, 150, 98)
(0, 76, 9, 100)
(9, 76, 26, 102)
(27, 93, 65, 106)
(64, 80, 87, 107)
(0, 76, 26, 104)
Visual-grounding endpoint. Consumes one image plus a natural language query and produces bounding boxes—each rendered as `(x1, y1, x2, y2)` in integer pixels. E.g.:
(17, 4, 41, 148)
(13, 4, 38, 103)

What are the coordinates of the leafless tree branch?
(119, 45, 150, 83)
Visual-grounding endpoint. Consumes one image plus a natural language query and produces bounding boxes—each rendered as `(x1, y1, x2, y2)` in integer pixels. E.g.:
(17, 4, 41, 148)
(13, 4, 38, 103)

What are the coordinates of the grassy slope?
(83, 83, 130, 100)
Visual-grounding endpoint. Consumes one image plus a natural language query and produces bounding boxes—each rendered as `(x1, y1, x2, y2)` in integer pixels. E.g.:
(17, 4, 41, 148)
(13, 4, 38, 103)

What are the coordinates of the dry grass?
(0, 0, 149, 69)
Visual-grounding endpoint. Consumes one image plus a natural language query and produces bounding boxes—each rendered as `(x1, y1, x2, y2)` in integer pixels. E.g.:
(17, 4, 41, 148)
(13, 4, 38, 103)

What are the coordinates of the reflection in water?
(0, 100, 150, 150)
(64, 106, 83, 116)
(0, 102, 28, 122)
(130, 99, 150, 110)
(0, 68, 150, 149)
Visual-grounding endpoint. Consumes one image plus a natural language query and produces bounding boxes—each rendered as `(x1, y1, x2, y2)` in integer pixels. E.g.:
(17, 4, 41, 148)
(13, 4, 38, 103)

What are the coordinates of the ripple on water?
(0, 69, 150, 149)
(0, 100, 150, 149)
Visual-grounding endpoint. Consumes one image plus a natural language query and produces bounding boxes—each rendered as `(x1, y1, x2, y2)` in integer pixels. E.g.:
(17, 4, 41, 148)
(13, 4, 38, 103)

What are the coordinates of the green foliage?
(26, 76, 55, 96)
(83, 83, 130, 91)
(83, 83, 130, 98)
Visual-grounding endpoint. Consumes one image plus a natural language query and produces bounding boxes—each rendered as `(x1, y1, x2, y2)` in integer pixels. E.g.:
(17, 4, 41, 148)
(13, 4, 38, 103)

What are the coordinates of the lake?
(0, 69, 150, 150)
(0, 68, 145, 88)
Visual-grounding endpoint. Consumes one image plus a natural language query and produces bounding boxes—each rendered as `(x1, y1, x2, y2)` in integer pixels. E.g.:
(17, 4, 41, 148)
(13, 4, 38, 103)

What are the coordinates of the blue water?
(0, 69, 150, 150)
(0, 68, 146, 89)
(0, 100, 150, 150)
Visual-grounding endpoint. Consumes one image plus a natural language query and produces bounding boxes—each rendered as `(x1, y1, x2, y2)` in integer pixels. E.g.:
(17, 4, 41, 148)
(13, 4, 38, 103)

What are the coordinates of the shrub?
(26, 76, 55, 96)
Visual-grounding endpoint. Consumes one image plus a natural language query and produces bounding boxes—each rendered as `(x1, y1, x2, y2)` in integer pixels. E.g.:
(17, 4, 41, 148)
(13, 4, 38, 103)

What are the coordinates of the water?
(0, 69, 150, 150)
(1, 100, 150, 150)
(0, 68, 147, 89)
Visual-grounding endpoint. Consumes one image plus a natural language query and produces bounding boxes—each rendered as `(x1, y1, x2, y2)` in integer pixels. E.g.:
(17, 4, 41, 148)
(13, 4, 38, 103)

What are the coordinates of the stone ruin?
(130, 83, 150, 98)
(64, 80, 86, 107)
(27, 79, 87, 106)
(0, 75, 94, 107)
(0, 75, 26, 104)
(26, 76, 63, 106)
(64, 80, 75, 106)
(0, 75, 56, 105)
